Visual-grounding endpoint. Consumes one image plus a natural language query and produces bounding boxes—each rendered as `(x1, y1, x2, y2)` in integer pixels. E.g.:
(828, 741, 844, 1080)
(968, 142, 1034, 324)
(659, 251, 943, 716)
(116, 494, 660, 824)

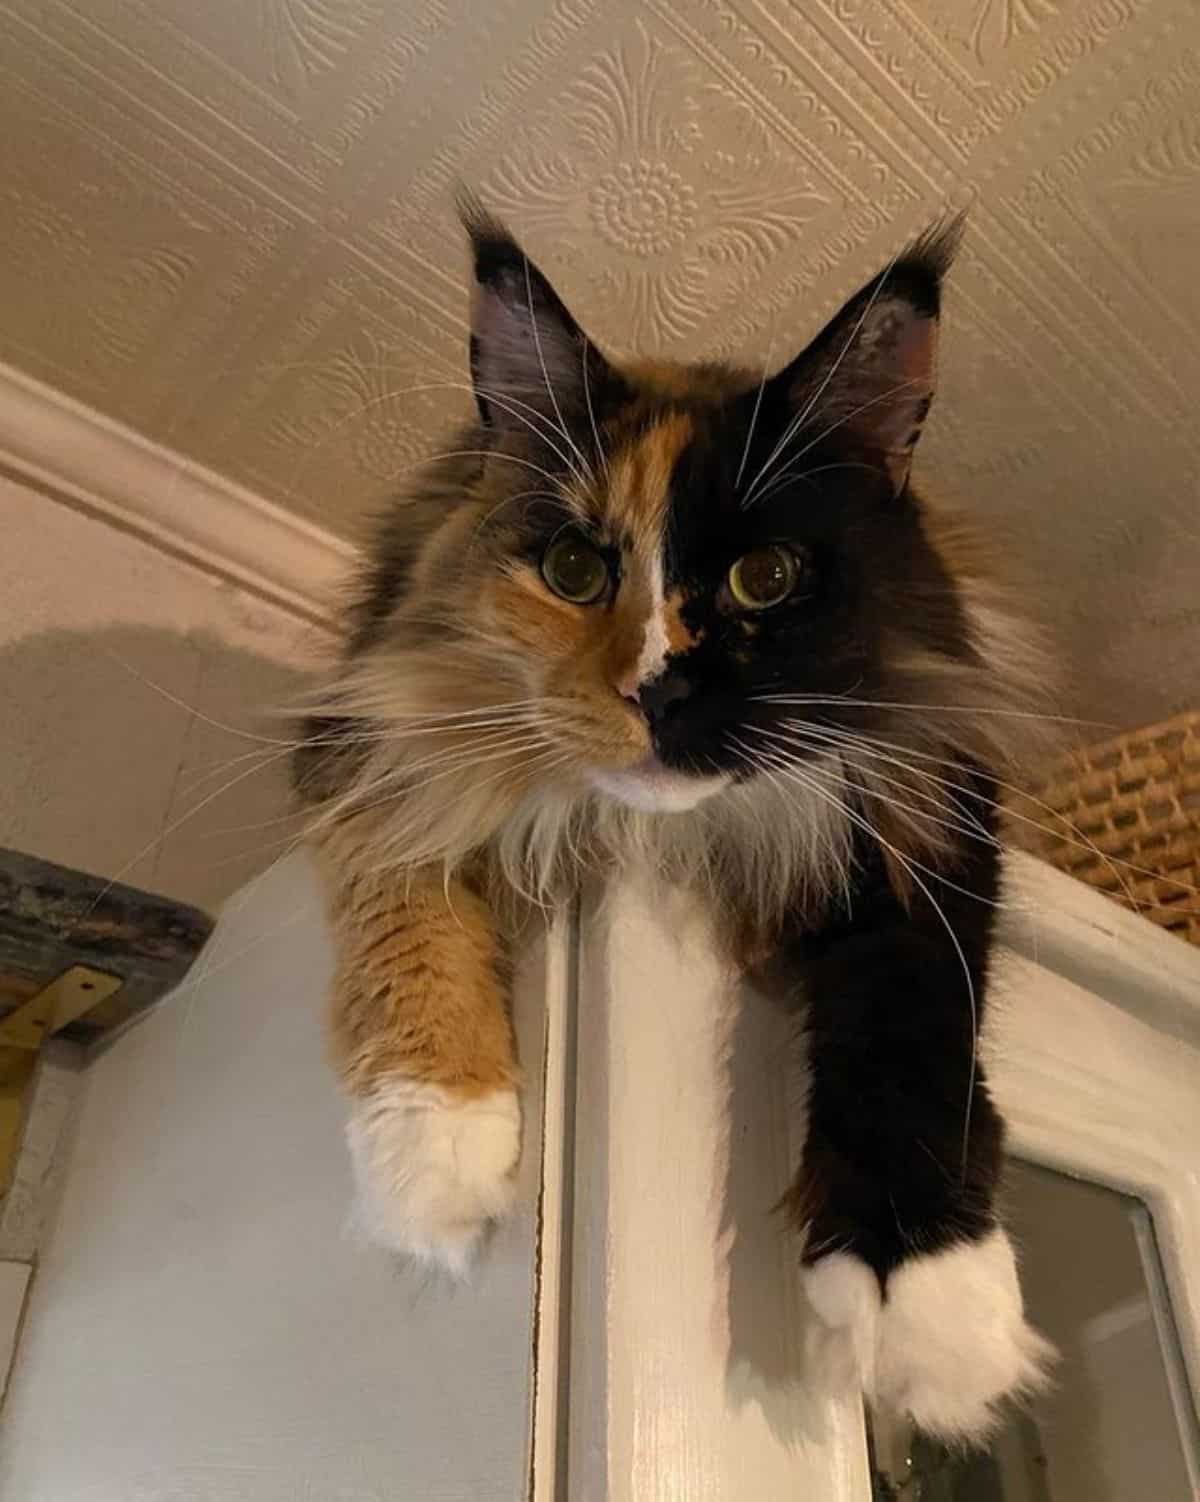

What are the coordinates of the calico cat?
(294, 202, 1053, 1442)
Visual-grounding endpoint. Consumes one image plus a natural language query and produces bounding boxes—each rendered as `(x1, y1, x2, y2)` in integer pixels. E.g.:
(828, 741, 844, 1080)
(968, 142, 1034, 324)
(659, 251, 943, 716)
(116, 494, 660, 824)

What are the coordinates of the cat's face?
(408, 209, 972, 817)
(324, 205, 1024, 887)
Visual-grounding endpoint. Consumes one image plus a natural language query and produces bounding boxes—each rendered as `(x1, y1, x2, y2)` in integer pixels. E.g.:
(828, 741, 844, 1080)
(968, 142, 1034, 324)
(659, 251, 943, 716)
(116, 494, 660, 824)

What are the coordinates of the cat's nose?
(638, 671, 692, 725)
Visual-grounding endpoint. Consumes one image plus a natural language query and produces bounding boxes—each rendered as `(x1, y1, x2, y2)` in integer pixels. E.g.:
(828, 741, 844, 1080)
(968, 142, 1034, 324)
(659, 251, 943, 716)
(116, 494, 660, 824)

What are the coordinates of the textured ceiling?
(2, 0, 1199, 732)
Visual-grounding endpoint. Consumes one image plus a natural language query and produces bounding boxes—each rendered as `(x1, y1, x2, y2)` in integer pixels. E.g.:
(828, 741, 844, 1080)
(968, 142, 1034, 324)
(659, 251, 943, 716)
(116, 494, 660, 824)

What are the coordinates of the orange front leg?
(314, 820, 521, 1274)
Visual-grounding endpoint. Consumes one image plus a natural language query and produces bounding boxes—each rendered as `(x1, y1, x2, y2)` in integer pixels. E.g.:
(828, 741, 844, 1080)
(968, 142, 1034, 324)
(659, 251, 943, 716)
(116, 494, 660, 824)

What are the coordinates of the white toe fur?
(876, 1227, 1054, 1441)
(802, 1229, 1053, 1441)
(801, 1252, 882, 1392)
(346, 1079, 521, 1276)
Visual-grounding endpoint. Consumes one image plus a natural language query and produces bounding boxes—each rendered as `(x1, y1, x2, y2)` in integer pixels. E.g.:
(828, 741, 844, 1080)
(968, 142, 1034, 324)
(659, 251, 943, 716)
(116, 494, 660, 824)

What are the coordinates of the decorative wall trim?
(0, 360, 355, 627)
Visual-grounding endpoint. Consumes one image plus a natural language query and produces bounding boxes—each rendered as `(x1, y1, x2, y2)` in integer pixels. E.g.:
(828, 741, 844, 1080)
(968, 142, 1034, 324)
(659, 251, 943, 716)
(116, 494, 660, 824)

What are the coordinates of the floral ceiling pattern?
(1, 0, 1198, 727)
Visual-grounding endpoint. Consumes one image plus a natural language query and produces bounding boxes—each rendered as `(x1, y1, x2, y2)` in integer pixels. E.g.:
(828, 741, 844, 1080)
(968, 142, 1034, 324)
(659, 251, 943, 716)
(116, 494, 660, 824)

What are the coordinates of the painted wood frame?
(529, 852, 1200, 1498)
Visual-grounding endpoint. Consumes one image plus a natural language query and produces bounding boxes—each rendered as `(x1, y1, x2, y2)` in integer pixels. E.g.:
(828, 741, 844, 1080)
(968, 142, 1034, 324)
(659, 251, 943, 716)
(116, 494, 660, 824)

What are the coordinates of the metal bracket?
(0, 966, 123, 1051)
(0, 966, 122, 1195)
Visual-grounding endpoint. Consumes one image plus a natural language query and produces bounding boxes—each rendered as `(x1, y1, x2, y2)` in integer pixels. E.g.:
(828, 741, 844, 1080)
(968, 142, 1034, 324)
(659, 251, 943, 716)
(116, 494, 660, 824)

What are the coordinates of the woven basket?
(1007, 710, 1200, 947)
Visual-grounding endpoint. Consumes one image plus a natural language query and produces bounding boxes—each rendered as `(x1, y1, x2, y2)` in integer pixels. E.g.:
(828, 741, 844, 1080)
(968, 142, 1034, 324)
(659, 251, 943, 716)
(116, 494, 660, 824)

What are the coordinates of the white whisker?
(761, 724, 999, 855)
(734, 325, 778, 492)
(522, 256, 594, 488)
(800, 719, 1196, 915)
(742, 249, 902, 502)
(743, 378, 925, 509)
(752, 692, 1102, 728)
(581, 333, 609, 482)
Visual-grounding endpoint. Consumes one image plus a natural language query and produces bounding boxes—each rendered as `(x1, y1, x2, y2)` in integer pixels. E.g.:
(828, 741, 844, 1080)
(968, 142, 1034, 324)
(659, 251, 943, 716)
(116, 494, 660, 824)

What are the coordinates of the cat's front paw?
(802, 1228, 1054, 1442)
(346, 1079, 521, 1276)
(875, 1227, 1055, 1440)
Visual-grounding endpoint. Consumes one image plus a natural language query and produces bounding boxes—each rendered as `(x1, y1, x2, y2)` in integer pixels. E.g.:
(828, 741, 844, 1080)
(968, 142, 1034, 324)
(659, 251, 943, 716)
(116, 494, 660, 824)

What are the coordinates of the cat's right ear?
(458, 194, 612, 432)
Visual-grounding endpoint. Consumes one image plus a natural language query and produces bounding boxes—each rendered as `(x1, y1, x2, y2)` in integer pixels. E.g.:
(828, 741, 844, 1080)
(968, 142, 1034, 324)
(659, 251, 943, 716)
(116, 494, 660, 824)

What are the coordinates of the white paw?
(346, 1080, 521, 1277)
(802, 1229, 1054, 1442)
(876, 1228, 1055, 1441)
(801, 1252, 881, 1394)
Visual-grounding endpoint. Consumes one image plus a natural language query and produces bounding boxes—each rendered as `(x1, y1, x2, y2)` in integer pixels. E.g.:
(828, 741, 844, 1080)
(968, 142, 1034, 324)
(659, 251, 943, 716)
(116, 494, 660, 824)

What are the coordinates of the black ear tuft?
(456, 189, 607, 432)
(879, 212, 964, 318)
(456, 190, 542, 302)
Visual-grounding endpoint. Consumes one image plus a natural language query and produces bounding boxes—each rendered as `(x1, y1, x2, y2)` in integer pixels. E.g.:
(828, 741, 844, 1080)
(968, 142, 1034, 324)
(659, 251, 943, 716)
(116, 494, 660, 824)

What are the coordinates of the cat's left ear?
(773, 220, 961, 494)
(458, 194, 612, 432)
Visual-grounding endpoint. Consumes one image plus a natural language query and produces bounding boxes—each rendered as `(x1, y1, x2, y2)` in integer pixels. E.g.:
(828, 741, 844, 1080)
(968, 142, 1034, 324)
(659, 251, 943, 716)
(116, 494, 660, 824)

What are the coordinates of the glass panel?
(869, 1162, 1199, 1500)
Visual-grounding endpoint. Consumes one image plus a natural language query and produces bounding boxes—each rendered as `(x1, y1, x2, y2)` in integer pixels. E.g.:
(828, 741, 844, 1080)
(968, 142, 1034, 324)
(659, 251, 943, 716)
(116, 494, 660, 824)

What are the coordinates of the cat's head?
(316, 203, 1035, 892)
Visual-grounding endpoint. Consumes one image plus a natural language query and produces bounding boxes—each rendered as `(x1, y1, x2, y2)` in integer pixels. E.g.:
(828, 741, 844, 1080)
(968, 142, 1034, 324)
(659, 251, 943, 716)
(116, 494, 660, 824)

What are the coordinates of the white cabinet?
(2, 850, 1197, 1499)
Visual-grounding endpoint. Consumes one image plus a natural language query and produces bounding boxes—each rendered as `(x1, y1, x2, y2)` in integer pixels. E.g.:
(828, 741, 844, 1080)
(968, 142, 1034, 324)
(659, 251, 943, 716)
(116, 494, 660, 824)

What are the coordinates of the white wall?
(1, 481, 323, 912)
(0, 851, 546, 1501)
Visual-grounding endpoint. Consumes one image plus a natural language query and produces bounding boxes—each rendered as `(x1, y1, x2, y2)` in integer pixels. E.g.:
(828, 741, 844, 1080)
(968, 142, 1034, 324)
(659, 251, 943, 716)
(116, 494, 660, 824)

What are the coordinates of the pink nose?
(615, 666, 641, 703)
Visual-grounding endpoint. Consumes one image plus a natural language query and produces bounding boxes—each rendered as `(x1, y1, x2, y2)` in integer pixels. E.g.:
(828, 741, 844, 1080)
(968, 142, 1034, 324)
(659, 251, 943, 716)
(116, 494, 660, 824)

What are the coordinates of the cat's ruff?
(347, 1080, 522, 1275)
(802, 1228, 1054, 1440)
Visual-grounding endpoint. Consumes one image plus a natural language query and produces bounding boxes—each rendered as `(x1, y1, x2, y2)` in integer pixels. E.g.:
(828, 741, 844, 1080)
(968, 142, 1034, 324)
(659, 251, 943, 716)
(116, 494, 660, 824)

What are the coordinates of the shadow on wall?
(0, 624, 313, 914)
(722, 971, 835, 1449)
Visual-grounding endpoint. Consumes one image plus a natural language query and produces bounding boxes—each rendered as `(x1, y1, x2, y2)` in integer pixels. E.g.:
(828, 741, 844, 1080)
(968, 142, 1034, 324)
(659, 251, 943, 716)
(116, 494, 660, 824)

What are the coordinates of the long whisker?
(391, 447, 564, 492)
(728, 735, 997, 915)
(799, 718, 1195, 915)
(195, 708, 558, 788)
(102, 648, 307, 747)
(173, 833, 317, 1036)
(313, 711, 567, 811)
(523, 256, 594, 488)
(254, 361, 596, 479)
(474, 381, 593, 473)
(752, 692, 1104, 729)
(277, 695, 554, 728)
(581, 334, 609, 482)
(773, 718, 999, 833)
(784, 715, 1200, 918)
(772, 376, 922, 478)
(742, 249, 902, 502)
(728, 732, 855, 911)
(464, 487, 564, 561)
(217, 722, 555, 837)
(747, 460, 885, 510)
(743, 378, 924, 510)
(762, 724, 1000, 854)
(81, 692, 558, 924)
(734, 325, 778, 492)
(193, 707, 555, 793)
(69, 744, 300, 940)
(283, 376, 583, 496)
(770, 742, 1013, 914)
(325, 743, 571, 849)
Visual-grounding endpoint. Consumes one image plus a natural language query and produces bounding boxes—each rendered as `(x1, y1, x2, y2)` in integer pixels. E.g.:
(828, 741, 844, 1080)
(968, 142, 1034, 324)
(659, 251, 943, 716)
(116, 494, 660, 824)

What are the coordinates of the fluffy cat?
(294, 202, 1053, 1442)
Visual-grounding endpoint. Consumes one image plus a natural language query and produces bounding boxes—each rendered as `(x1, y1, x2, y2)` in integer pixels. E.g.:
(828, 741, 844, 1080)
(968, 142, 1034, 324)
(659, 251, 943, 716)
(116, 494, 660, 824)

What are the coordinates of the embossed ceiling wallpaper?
(1, 0, 1199, 730)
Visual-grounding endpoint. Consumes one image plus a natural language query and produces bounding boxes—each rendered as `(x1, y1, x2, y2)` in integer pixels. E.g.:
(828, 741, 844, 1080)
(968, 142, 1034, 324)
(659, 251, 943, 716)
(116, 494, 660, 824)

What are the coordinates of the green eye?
(728, 545, 804, 610)
(541, 528, 611, 605)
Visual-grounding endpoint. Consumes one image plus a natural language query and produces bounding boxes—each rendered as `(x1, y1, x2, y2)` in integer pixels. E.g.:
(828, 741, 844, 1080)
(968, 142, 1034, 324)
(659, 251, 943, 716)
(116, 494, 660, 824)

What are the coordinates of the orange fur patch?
(315, 819, 518, 1100)
(622, 358, 742, 402)
(604, 410, 693, 554)
(486, 566, 590, 658)
(663, 587, 701, 654)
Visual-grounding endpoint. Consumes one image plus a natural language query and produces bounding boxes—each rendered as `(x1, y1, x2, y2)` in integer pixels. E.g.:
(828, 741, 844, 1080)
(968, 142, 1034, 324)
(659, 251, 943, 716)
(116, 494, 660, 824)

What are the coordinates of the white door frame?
(530, 852, 1200, 1498)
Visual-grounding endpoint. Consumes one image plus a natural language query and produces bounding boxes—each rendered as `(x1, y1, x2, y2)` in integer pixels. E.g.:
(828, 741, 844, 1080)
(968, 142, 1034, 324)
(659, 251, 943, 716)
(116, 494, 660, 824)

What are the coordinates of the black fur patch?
(783, 768, 1005, 1286)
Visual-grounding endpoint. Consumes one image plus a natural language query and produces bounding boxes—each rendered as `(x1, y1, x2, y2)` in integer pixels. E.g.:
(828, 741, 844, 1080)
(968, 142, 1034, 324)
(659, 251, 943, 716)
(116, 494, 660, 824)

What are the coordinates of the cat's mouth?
(587, 755, 729, 814)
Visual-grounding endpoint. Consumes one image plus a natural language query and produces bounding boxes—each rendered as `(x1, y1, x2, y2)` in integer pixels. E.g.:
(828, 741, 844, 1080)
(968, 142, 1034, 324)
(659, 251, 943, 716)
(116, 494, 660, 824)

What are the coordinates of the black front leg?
(786, 810, 1052, 1442)
(791, 830, 1002, 1277)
